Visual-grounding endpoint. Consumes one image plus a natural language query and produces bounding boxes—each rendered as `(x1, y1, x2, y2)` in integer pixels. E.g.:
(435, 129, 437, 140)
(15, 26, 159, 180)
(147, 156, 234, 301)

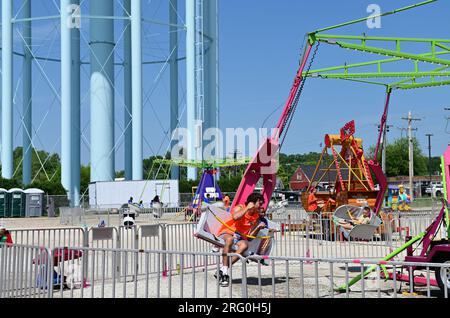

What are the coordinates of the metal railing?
(9, 227, 86, 250)
(8, 209, 447, 262)
(0, 244, 52, 299)
(1, 244, 448, 299)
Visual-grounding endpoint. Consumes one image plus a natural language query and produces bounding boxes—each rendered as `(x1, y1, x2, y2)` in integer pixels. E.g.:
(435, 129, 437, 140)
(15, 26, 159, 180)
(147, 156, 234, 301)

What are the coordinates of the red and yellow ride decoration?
(302, 121, 378, 211)
(301, 121, 391, 236)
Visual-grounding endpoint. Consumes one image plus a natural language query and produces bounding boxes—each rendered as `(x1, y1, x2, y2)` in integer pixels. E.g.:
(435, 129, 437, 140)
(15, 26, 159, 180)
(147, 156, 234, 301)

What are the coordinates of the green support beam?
(303, 35, 450, 90)
(155, 158, 251, 169)
(316, 38, 450, 66)
(312, 71, 450, 79)
(305, 51, 450, 76)
(393, 79, 450, 90)
(315, 34, 450, 44)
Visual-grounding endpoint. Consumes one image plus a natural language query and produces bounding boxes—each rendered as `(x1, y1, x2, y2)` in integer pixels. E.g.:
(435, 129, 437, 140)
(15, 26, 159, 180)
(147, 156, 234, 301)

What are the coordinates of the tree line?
(0, 137, 441, 195)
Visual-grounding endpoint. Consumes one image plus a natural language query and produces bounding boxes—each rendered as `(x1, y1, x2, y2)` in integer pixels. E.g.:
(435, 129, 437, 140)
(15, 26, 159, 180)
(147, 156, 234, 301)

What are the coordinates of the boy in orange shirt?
(215, 193, 267, 287)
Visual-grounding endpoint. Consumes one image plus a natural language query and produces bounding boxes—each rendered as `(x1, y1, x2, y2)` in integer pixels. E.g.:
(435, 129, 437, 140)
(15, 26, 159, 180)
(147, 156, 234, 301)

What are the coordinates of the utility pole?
(378, 124, 393, 173)
(426, 134, 433, 186)
(402, 111, 421, 201)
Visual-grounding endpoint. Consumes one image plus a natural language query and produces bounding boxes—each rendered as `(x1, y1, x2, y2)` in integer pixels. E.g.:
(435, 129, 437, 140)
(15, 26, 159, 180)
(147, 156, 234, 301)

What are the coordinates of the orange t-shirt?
(307, 193, 318, 212)
(216, 205, 260, 239)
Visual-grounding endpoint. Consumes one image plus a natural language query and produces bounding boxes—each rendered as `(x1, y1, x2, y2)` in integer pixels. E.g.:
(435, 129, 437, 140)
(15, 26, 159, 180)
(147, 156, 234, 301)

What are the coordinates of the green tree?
(0, 177, 22, 189)
(369, 137, 427, 177)
(80, 165, 91, 195)
(27, 180, 67, 195)
(12, 147, 61, 184)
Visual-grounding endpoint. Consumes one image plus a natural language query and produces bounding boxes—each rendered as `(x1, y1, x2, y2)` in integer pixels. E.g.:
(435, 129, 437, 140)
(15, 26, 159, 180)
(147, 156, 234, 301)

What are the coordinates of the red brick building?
(289, 164, 341, 192)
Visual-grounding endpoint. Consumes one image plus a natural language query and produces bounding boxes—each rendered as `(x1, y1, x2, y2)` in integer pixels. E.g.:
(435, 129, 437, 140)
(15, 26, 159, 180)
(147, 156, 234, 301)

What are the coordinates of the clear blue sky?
(218, 0, 450, 158)
(4, 0, 450, 173)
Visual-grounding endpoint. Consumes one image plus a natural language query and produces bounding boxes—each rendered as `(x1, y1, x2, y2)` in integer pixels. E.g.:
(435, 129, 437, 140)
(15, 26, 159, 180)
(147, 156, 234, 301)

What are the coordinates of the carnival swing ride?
(194, 0, 450, 293)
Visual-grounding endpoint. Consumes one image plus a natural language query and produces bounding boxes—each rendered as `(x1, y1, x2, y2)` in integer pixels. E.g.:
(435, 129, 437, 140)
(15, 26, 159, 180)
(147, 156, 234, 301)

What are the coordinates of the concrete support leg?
(23, 0, 32, 185)
(2, 0, 13, 179)
(61, 0, 81, 206)
(131, 0, 143, 180)
(90, 0, 115, 182)
(71, 1, 81, 207)
(170, 0, 180, 180)
(203, 0, 219, 161)
(186, 0, 197, 180)
(124, 0, 133, 180)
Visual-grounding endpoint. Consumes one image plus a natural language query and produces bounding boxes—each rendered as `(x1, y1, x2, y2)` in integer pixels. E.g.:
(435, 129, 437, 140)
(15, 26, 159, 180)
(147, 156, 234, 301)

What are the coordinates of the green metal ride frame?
(304, 33, 450, 90)
(294, 0, 449, 292)
(154, 158, 251, 170)
(302, 1, 450, 91)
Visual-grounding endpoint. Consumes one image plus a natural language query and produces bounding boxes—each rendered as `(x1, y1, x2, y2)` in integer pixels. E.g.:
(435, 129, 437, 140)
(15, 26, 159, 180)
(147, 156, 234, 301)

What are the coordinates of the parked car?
(425, 183, 444, 197)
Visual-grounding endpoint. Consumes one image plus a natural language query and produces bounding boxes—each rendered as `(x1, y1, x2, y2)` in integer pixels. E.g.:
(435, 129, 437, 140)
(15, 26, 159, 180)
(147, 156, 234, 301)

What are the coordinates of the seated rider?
(307, 187, 335, 213)
(215, 193, 267, 287)
(336, 206, 374, 237)
(249, 208, 273, 262)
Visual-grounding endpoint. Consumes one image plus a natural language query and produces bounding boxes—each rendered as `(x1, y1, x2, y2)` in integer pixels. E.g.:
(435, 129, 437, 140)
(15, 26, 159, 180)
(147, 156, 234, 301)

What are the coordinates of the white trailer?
(89, 180, 179, 209)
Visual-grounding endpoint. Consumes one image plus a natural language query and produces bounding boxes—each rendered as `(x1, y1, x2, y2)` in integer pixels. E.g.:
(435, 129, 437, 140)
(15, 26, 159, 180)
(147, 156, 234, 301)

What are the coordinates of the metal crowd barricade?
(86, 227, 121, 281)
(9, 227, 86, 250)
(163, 223, 219, 269)
(48, 247, 247, 299)
(5, 207, 447, 286)
(244, 255, 449, 299)
(118, 225, 163, 279)
(1, 243, 448, 299)
(272, 214, 395, 259)
(0, 244, 52, 298)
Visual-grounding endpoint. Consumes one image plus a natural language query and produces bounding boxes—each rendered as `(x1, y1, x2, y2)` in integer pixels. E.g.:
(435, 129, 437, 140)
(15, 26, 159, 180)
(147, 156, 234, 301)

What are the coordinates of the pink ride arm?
(368, 160, 387, 215)
(370, 88, 391, 215)
(444, 147, 450, 203)
(374, 88, 392, 161)
(231, 43, 313, 211)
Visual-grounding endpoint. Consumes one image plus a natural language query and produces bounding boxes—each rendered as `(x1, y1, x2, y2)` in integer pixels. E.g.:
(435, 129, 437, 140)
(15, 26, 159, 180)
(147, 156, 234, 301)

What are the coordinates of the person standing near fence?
(214, 193, 267, 287)
(0, 225, 13, 245)
(223, 193, 231, 211)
